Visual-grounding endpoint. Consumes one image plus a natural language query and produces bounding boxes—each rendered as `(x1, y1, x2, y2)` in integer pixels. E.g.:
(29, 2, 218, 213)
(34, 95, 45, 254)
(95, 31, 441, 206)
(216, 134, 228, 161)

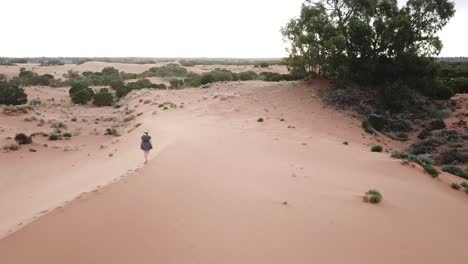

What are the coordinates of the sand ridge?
(1, 79, 468, 263)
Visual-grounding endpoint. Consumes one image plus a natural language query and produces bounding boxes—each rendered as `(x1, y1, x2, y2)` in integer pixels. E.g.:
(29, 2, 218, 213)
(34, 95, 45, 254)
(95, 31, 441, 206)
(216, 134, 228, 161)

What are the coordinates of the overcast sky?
(0, 0, 466, 58)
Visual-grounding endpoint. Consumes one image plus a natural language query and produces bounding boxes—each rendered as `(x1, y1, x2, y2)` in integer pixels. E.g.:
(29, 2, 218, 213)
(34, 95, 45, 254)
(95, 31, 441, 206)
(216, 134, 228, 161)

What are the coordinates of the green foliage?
(442, 166, 468, 180)
(239, 71, 258, 81)
(109, 79, 125, 90)
(12, 68, 58, 86)
(200, 69, 234, 85)
(0, 82, 28, 105)
(371, 145, 383, 152)
(363, 190, 382, 204)
(428, 119, 446, 131)
(126, 79, 166, 90)
(362, 120, 375, 134)
(282, 0, 456, 109)
(391, 151, 408, 159)
(451, 183, 461, 190)
(71, 88, 94, 105)
(2, 143, 19, 151)
(169, 79, 184, 89)
(92, 88, 114, 107)
(461, 182, 468, 188)
(408, 138, 442, 155)
(422, 164, 439, 177)
(62, 132, 72, 138)
(140, 64, 188, 78)
(48, 133, 60, 141)
(437, 149, 468, 165)
(116, 86, 132, 98)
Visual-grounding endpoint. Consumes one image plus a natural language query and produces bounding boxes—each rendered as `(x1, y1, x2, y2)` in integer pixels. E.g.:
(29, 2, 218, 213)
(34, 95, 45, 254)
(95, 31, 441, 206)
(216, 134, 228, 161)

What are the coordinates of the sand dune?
(1, 80, 468, 263)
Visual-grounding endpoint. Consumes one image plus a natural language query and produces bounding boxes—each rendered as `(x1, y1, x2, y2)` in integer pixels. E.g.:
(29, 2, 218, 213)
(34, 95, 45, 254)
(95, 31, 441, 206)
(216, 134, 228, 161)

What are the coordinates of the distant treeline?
(178, 59, 286, 67)
(436, 57, 468, 62)
(0, 57, 286, 66)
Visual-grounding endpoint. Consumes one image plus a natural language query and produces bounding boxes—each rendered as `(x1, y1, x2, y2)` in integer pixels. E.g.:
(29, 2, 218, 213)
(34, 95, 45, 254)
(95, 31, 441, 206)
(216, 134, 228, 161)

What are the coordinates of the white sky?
(0, 0, 466, 58)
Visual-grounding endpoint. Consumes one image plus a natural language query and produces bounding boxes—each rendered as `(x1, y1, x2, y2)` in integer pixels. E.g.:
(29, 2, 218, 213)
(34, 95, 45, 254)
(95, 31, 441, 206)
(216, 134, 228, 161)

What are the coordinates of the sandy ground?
(1, 79, 468, 263)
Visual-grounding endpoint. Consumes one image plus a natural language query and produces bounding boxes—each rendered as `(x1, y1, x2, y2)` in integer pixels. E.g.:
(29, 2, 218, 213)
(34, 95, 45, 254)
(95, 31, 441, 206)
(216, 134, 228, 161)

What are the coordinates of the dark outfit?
(141, 135, 152, 151)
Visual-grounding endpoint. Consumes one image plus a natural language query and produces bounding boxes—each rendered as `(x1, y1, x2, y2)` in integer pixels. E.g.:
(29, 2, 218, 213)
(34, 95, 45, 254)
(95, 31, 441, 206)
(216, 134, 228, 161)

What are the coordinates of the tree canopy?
(282, 0, 456, 110)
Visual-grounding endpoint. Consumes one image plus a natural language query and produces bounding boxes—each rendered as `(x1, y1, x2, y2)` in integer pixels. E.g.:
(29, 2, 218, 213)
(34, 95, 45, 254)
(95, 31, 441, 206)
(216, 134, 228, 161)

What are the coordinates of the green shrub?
(239, 71, 258, 81)
(29, 99, 41, 106)
(62, 132, 72, 138)
(92, 88, 114, 107)
(48, 133, 60, 140)
(2, 143, 19, 151)
(71, 89, 93, 104)
(442, 166, 468, 179)
(169, 79, 184, 89)
(422, 164, 439, 177)
(200, 69, 234, 84)
(417, 129, 432, 140)
(109, 79, 125, 90)
(362, 120, 375, 134)
(371, 145, 383, 152)
(407, 138, 442, 155)
(461, 182, 468, 188)
(437, 149, 468, 164)
(363, 190, 382, 204)
(428, 119, 446, 131)
(451, 183, 461, 190)
(0, 82, 28, 105)
(391, 151, 408, 159)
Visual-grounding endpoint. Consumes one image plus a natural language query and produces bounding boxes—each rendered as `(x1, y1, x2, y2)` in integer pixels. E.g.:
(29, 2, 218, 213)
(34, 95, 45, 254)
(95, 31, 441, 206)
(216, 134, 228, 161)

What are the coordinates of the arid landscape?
(2, 0, 468, 263)
(1, 61, 468, 263)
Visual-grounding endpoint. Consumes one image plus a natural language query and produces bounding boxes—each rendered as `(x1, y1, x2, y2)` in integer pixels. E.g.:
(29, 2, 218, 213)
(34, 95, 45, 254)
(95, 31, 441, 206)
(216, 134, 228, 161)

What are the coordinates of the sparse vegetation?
(371, 145, 383, 152)
(0, 82, 28, 105)
(14, 133, 32, 144)
(69, 83, 94, 105)
(451, 183, 461, 190)
(48, 133, 60, 141)
(363, 190, 382, 204)
(92, 88, 114, 107)
(2, 143, 19, 151)
(442, 166, 468, 180)
(422, 164, 439, 177)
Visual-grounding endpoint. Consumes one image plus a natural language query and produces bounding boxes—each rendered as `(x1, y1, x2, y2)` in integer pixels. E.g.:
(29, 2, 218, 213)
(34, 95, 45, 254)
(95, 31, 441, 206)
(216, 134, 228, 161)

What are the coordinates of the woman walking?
(141, 130, 153, 164)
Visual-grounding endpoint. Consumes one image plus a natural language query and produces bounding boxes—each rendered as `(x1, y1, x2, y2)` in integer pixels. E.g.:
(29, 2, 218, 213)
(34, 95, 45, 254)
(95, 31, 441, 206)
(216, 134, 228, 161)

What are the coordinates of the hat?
(143, 129, 149, 135)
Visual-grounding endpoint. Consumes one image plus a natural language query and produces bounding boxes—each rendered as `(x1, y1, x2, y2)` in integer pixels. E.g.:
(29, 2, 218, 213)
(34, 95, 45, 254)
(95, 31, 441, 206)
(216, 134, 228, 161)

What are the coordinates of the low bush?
(70, 85, 94, 105)
(428, 119, 446, 131)
(257, 118, 264, 122)
(0, 82, 28, 105)
(437, 149, 468, 165)
(442, 166, 468, 179)
(422, 164, 439, 177)
(62, 132, 72, 138)
(92, 88, 114, 107)
(451, 183, 461, 190)
(363, 190, 382, 204)
(48, 133, 60, 141)
(2, 144, 19, 151)
(407, 138, 442, 155)
(239, 71, 258, 81)
(14, 133, 32, 144)
(371, 145, 383, 152)
(391, 151, 408, 159)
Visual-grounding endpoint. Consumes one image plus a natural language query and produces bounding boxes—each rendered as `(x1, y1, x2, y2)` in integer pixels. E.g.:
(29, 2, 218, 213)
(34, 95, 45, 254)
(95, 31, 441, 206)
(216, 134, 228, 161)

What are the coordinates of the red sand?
(1, 78, 468, 263)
